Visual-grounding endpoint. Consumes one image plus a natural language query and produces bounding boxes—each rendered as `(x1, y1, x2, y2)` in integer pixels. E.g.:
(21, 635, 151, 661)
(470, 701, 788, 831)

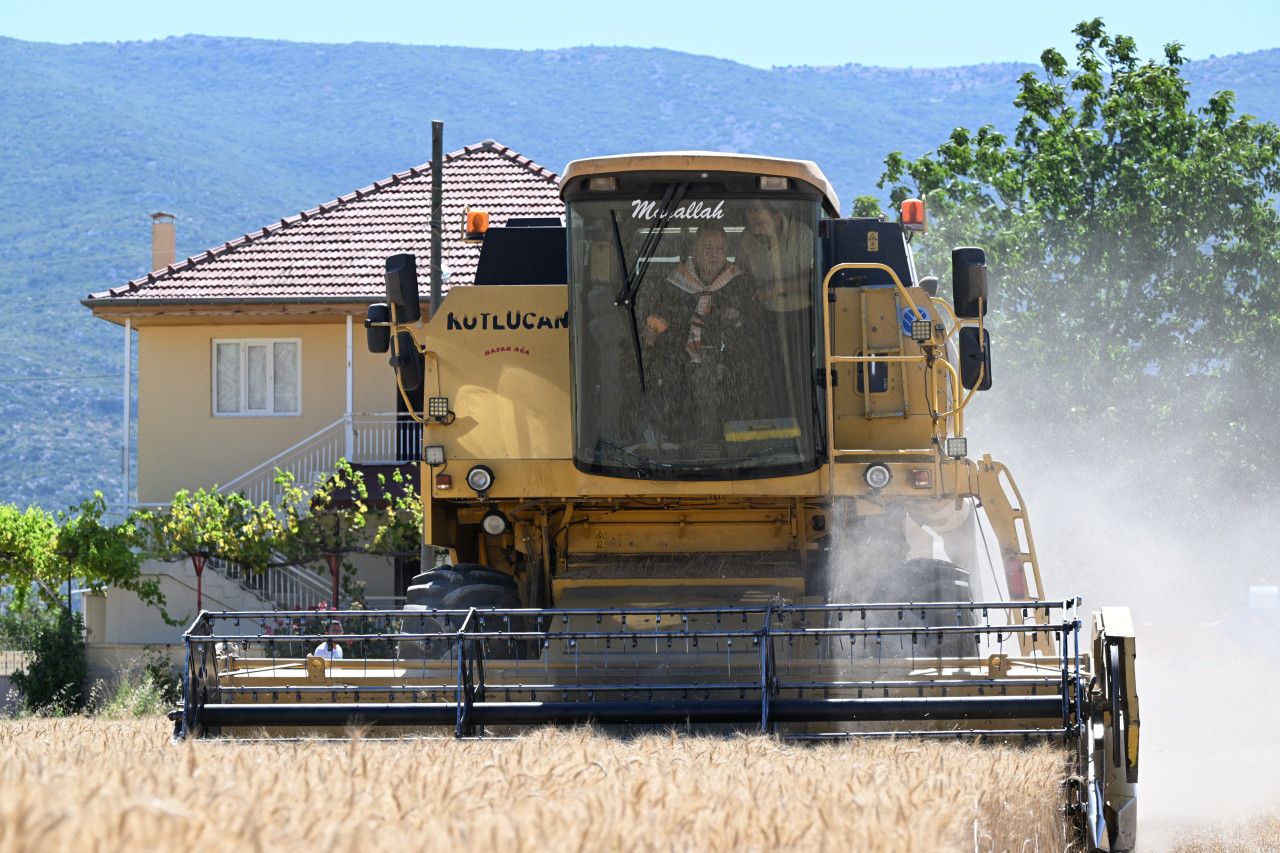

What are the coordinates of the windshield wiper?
(610, 182, 689, 391)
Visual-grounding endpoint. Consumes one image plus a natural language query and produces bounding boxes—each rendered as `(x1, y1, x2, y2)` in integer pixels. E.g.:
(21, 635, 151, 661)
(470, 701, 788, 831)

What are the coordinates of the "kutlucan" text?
(446, 310, 569, 331)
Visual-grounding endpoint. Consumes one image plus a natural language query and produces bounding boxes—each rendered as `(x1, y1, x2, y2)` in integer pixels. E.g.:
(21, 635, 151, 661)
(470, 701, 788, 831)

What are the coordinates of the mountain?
(2, 35, 1279, 509)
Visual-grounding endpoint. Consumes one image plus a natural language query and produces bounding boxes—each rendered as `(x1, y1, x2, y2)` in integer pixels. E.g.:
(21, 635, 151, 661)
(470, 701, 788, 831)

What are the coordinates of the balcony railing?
(218, 412, 418, 507)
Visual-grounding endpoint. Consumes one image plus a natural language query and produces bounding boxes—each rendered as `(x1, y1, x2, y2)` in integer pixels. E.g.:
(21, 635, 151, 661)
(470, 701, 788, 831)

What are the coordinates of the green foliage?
(273, 461, 371, 567)
(879, 19, 1280, 497)
(850, 195, 886, 218)
(272, 460, 424, 604)
(0, 504, 58, 610)
(139, 488, 277, 574)
(10, 608, 87, 715)
(95, 648, 181, 718)
(0, 493, 166, 617)
(368, 466, 426, 559)
(131, 461, 422, 611)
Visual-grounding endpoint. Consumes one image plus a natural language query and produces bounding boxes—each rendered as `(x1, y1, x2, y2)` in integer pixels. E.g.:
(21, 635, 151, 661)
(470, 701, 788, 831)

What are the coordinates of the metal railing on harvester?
(176, 600, 1084, 742)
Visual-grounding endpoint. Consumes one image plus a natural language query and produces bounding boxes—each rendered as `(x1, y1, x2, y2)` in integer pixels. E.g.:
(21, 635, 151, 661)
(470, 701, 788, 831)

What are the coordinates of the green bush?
(10, 609, 88, 715)
(96, 649, 182, 718)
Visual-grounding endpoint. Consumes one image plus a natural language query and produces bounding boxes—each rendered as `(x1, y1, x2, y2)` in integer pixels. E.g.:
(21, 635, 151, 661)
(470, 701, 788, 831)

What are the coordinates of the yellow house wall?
(135, 320, 394, 503)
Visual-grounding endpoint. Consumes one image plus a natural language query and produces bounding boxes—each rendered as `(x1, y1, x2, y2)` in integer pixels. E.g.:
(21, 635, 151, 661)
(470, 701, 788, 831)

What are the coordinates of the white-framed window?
(212, 338, 301, 416)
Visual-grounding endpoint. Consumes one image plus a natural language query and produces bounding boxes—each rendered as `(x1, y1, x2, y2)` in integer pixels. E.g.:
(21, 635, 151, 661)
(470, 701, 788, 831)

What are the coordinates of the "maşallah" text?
(630, 200, 725, 220)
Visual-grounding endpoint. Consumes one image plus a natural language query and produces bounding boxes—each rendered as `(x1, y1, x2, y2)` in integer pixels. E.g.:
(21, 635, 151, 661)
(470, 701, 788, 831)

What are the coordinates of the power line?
(0, 251, 163, 270)
(0, 374, 123, 384)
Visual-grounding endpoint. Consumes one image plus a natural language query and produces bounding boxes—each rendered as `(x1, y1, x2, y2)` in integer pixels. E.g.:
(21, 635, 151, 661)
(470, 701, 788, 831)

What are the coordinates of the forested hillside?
(2, 34, 1278, 510)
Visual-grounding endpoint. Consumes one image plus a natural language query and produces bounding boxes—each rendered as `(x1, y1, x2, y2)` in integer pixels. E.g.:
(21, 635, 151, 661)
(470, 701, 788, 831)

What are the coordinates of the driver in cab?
(636, 223, 757, 443)
(642, 223, 747, 363)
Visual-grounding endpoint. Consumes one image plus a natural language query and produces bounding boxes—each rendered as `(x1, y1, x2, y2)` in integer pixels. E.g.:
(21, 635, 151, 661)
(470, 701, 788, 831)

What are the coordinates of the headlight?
(864, 463, 891, 490)
(466, 465, 494, 493)
(481, 511, 508, 536)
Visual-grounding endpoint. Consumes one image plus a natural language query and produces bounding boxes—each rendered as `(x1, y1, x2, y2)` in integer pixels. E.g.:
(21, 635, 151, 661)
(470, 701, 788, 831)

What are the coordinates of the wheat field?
(0, 718, 1075, 853)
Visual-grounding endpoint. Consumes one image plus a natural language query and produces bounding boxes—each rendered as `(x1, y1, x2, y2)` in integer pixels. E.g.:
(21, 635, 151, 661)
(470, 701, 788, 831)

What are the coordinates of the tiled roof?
(86, 141, 563, 305)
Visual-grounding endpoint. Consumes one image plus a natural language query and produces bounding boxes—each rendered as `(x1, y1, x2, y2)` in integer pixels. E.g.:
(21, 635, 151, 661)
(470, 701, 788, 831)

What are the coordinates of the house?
(81, 141, 564, 665)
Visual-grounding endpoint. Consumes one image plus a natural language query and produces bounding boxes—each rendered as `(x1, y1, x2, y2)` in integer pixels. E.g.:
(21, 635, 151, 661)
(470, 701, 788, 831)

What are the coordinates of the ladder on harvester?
(856, 284, 911, 419)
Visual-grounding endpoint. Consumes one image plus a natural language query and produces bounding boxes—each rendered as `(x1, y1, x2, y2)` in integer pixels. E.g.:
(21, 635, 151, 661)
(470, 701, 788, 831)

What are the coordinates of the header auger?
(176, 151, 1139, 852)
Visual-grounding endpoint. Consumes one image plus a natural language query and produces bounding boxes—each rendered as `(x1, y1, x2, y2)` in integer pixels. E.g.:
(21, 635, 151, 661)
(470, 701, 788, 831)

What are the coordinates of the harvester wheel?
(864, 558, 977, 659)
(442, 583, 522, 610)
(459, 567, 519, 590)
(441, 583, 526, 659)
(405, 568, 465, 607)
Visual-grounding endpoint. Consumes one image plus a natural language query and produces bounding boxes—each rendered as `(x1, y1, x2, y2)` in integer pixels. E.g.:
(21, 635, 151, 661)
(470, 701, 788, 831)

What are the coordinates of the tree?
(1, 494, 164, 614)
(273, 462, 373, 608)
(879, 19, 1280, 496)
(273, 461, 425, 608)
(139, 489, 276, 612)
(0, 494, 170, 714)
(8, 608, 88, 714)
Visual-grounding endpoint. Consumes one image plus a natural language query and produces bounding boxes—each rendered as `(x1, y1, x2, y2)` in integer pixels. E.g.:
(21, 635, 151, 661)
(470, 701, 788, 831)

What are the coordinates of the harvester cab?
(177, 152, 1140, 852)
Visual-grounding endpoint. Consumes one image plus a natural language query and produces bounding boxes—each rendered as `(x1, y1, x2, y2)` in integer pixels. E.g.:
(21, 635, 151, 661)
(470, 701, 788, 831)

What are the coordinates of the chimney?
(151, 212, 176, 271)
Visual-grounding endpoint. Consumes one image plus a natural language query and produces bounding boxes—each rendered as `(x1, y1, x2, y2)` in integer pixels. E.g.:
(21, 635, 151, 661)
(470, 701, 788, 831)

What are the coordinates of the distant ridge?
(1, 35, 1277, 508)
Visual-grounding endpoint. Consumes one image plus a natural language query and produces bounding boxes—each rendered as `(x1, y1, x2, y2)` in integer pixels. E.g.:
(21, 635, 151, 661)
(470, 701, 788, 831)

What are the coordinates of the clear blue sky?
(2, 0, 1276, 68)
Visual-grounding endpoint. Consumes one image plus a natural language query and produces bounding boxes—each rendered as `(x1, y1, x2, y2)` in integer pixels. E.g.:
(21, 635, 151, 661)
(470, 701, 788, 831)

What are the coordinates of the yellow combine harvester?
(176, 152, 1140, 851)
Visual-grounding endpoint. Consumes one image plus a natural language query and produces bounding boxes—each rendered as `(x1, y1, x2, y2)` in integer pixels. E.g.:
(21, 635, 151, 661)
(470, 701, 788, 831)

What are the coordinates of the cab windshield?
(567, 191, 823, 480)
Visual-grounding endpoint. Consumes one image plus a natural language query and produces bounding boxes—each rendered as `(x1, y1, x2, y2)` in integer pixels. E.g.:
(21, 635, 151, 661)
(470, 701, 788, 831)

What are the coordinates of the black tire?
(442, 583, 521, 609)
(397, 613, 455, 661)
(863, 558, 977, 659)
(405, 568, 465, 608)
(461, 567, 518, 590)
(409, 567, 464, 587)
(441, 583, 525, 659)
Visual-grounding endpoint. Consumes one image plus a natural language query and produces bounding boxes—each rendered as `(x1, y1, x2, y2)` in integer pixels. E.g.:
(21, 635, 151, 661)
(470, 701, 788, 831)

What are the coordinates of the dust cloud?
(977, 415, 1280, 850)
(817, 367, 1280, 848)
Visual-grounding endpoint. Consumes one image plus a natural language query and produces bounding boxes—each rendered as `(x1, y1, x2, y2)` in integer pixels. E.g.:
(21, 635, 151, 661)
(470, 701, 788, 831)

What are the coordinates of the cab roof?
(560, 151, 840, 217)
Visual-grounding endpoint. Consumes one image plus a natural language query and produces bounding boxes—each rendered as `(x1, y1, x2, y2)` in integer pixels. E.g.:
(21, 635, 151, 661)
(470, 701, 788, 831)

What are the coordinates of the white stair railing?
(210, 557, 335, 611)
(122, 412, 417, 611)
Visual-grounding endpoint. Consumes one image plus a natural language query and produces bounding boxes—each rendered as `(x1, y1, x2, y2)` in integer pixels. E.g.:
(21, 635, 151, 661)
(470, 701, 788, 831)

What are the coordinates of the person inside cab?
(738, 199, 815, 310)
(637, 223, 757, 447)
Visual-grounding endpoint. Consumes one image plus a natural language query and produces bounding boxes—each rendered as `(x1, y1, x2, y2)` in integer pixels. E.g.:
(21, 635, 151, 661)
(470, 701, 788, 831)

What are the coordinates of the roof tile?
(85, 141, 566, 304)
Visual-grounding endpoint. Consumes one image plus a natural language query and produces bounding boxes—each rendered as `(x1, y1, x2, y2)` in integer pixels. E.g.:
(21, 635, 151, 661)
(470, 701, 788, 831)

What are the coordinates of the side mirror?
(365, 303, 391, 354)
(390, 330, 423, 391)
(918, 275, 939, 297)
(958, 327, 992, 390)
(951, 247, 988, 318)
(384, 254, 421, 324)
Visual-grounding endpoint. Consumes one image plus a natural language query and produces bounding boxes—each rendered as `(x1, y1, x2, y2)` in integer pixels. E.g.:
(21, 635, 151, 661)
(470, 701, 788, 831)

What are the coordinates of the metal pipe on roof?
(430, 120, 443, 316)
(426, 120, 444, 583)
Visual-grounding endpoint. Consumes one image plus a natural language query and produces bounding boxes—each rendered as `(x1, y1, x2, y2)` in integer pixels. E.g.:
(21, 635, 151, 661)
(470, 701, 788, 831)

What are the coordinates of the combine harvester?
(174, 153, 1140, 851)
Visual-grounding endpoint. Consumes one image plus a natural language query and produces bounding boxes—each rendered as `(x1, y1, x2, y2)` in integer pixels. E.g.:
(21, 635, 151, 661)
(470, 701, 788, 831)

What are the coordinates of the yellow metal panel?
(423, 286, 572, 461)
(829, 286, 934, 451)
(566, 518, 794, 555)
(425, 458, 580, 500)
